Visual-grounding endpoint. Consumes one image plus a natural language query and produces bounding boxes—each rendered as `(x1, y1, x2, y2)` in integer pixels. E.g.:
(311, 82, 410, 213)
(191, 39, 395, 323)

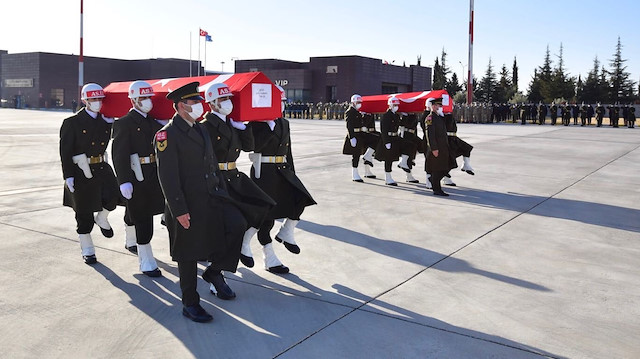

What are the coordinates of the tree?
(582, 57, 602, 103)
(447, 73, 463, 95)
(600, 66, 611, 103)
(549, 43, 575, 101)
(476, 58, 498, 103)
(432, 57, 445, 90)
(575, 75, 584, 102)
(538, 45, 554, 101)
(527, 69, 544, 103)
(608, 36, 636, 103)
(512, 57, 519, 93)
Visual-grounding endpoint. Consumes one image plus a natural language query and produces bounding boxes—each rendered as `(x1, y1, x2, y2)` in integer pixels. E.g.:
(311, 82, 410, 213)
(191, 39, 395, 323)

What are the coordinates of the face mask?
(281, 102, 286, 113)
(138, 98, 153, 113)
(218, 99, 233, 116)
(437, 108, 444, 117)
(355, 103, 362, 110)
(187, 102, 204, 120)
(391, 105, 399, 113)
(87, 101, 102, 113)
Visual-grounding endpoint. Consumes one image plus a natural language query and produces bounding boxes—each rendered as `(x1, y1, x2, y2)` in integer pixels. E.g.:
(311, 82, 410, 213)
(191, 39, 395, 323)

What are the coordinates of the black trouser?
(384, 161, 393, 172)
(352, 154, 360, 167)
(257, 218, 275, 246)
(430, 171, 446, 192)
(551, 117, 557, 125)
(76, 212, 96, 234)
(597, 116, 603, 127)
(124, 209, 153, 245)
(178, 261, 199, 306)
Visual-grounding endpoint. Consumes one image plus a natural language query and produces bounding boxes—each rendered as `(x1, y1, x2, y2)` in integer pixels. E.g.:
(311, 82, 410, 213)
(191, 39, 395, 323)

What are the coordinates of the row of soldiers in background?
(453, 102, 636, 128)
(342, 95, 474, 196)
(284, 101, 348, 120)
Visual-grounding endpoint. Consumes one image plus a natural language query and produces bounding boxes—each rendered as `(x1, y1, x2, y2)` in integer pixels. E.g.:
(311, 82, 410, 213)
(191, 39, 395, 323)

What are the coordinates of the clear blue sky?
(2, 0, 638, 92)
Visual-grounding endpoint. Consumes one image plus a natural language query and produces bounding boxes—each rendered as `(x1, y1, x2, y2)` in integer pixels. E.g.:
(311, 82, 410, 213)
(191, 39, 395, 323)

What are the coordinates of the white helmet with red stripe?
(351, 94, 362, 104)
(128, 80, 155, 99)
(387, 96, 400, 106)
(81, 83, 105, 100)
(205, 83, 233, 103)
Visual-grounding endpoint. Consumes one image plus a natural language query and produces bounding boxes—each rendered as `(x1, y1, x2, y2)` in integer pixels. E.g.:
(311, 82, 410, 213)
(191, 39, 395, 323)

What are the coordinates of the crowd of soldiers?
(59, 81, 315, 323)
(450, 102, 637, 128)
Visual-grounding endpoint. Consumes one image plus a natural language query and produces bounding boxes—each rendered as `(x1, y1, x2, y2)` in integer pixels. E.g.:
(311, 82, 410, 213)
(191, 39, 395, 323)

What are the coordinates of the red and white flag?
(199, 28, 208, 37)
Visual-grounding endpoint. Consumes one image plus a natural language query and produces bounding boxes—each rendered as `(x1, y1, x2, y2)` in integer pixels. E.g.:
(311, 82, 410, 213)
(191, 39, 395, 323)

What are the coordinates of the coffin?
(360, 90, 453, 114)
(102, 72, 281, 121)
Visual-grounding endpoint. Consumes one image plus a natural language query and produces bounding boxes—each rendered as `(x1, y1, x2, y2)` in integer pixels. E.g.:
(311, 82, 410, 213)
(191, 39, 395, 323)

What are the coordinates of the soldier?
(520, 103, 528, 125)
(571, 104, 579, 125)
(60, 83, 119, 264)
(398, 112, 421, 183)
(361, 112, 380, 178)
(200, 83, 290, 275)
(530, 104, 538, 125)
(537, 102, 547, 125)
(342, 94, 378, 182)
(155, 82, 246, 323)
(627, 105, 636, 128)
(587, 103, 594, 125)
(423, 97, 452, 196)
(579, 102, 588, 126)
(374, 97, 410, 186)
(111, 81, 164, 276)
(561, 104, 571, 126)
(596, 102, 605, 127)
(247, 87, 316, 264)
(549, 102, 558, 125)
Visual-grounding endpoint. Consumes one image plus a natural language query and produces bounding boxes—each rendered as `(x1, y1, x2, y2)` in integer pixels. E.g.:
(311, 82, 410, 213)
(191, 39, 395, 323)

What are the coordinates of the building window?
(326, 65, 338, 74)
(381, 85, 398, 94)
(50, 88, 64, 108)
(326, 86, 337, 102)
(249, 67, 258, 72)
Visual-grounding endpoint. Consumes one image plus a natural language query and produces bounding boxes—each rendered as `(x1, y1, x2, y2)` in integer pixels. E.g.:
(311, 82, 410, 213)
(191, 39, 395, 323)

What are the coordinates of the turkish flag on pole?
(199, 28, 208, 37)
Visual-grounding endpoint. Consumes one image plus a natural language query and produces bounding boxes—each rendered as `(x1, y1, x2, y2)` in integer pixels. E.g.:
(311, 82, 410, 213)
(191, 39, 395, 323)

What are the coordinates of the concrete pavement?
(0, 108, 638, 358)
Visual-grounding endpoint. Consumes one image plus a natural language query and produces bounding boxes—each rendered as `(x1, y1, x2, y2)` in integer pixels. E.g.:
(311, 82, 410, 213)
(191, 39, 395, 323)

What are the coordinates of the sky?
(2, 0, 639, 92)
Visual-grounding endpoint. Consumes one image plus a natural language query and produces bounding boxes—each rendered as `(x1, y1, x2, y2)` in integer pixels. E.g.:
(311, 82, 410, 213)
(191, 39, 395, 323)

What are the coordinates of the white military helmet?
(351, 94, 362, 104)
(425, 97, 435, 109)
(128, 81, 155, 99)
(276, 85, 287, 101)
(387, 97, 400, 106)
(81, 83, 105, 100)
(205, 83, 233, 103)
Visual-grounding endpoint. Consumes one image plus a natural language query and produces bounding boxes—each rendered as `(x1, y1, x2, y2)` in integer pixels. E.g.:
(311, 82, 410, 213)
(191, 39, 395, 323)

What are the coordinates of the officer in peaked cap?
(155, 81, 246, 323)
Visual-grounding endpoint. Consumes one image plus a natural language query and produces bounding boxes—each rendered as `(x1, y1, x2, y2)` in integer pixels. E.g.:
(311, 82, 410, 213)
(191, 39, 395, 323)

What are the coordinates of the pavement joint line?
(273, 139, 640, 358)
(0, 206, 62, 218)
(0, 185, 61, 197)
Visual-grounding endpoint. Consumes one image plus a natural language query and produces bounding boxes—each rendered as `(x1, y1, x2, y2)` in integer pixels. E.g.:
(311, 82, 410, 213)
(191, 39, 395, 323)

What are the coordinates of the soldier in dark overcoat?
(60, 83, 119, 264)
(423, 97, 453, 196)
(342, 94, 379, 182)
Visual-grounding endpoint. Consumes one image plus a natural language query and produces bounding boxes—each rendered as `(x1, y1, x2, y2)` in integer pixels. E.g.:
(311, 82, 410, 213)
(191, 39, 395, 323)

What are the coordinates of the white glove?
(385, 143, 391, 150)
(230, 119, 246, 130)
(120, 182, 133, 200)
(266, 120, 276, 131)
(350, 137, 357, 147)
(65, 177, 75, 193)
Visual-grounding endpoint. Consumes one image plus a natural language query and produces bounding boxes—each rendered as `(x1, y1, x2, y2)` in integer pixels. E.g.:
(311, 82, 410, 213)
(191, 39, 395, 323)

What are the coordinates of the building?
(235, 55, 432, 103)
(0, 51, 201, 109)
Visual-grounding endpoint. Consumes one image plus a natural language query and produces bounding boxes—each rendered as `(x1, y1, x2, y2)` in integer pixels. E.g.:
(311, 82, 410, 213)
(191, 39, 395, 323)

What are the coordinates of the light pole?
(459, 61, 467, 88)
(221, 61, 225, 72)
(230, 57, 239, 73)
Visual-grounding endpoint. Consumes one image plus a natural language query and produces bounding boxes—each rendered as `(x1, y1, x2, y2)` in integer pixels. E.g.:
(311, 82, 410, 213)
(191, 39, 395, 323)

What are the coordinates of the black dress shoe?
(385, 182, 398, 186)
(406, 179, 419, 183)
(352, 178, 364, 183)
(97, 226, 114, 238)
(433, 190, 449, 197)
(240, 254, 255, 268)
(444, 182, 457, 187)
(275, 236, 301, 254)
(397, 164, 411, 173)
(462, 169, 475, 175)
(363, 160, 374, 167)
(202, 268, 236, 300)
(267, 265, 290, 274)
(125, 245, 138, 255)
(143, 268, 162, 277)
(83, 254, 97, 265)
(182, 304, 213, 323)
(365, 175, 377, 179)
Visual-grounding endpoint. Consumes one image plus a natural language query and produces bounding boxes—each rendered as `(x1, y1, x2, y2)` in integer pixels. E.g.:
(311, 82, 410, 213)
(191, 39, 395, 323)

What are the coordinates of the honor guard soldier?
(247, 86, 316, 268)
(550, 102, 558, 125)
(537, 102, 547, 125)
(200, 83, 290, 275)
(622, 104, 630, 127)
(595, 103, 605, 127)
(398, 112, 422, 183)
(60, 83, 120, 264)
(111, 81, 164, 277)
(423, 97, 453, 196)
(562, 104, 571, 126)
(579, 102, 588, 126)
(361, 112, 380, 178)
(374, 97, 415, 186)
(155, 82, 246, 323)
(587, 103, 594, 125)
(342, 94, 379, 182)
(627, 105, 636, 128)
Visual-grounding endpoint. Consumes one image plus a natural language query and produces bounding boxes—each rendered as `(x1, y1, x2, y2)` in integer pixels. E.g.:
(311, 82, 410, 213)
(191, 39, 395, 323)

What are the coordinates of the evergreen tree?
(447, 73, 463, 95)
(527, 69, 544, 103)
(600, 66, 611, 103)
(476, 58, 498, 102)
(576, 75, 584, 102)
(512, 57, 519, 93)
(608, 36, 636, 103)
(538, 45, 554, 101)
(550, 43, 575, 101)
(433, 58, 445, 90)
(582, 57, 601, 103)
(495, 64, 512, 103)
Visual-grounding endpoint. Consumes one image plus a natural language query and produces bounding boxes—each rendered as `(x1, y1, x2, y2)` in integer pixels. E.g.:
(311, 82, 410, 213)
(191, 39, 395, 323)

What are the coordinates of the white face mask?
(391, 105, 399, 113)
(187, 102, 204, 120)
(354, 103, 362, 110)
(218, 99, 233, 116)
(138, 98, 153, 113)
(437, 108, 444, 117)
(87, 100, 102, 113)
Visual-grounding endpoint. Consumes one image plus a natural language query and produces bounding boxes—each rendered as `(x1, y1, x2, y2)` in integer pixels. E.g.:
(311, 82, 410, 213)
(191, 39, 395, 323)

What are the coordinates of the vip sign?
(275, 79, 289, 87)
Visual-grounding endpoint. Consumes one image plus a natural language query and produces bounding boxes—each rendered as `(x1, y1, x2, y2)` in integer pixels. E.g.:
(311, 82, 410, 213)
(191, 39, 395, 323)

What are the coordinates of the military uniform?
(628, 106, 636, 128)
(550, 104, 558, 125)
(596, 104, 605, 127)
(375, 109, 415, 175)
(579, 105, 588, 126)
(423, 110, 452, 195)
(342, 106, 380, 168)
(562, 105, 571, 126)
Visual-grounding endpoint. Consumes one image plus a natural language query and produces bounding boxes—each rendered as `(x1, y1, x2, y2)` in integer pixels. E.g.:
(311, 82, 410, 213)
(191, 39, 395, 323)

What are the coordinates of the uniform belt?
(447, 132, 457, 137)
(139, 154, 156, 164)
(387, 132, 398, 136)
(353, 127, 369, 133)
(368, 128, 375, 132)
(261, 155, 287, 163)
(218, 162, 237, 170)
(406, 129, 416, 134)
(88, 155, 104, 164)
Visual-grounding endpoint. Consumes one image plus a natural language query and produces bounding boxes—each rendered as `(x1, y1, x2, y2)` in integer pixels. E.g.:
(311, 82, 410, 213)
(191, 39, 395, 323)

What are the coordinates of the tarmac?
(0, 108, 638, 359)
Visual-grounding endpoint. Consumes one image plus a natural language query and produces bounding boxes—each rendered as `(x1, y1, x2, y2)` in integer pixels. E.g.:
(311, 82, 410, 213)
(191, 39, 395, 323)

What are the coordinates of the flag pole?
(204, 37, 207, 75)
(189, 31, 192, 77)
(197, 29, 201, 76)
(78, 0, 84, 102)
(467, 0, 474, 104)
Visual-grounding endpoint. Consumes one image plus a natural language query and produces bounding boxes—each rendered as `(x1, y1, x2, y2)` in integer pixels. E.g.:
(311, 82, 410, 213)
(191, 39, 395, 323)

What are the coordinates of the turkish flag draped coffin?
(102, 72, 281, 121)
(359, 90, 453, 114)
